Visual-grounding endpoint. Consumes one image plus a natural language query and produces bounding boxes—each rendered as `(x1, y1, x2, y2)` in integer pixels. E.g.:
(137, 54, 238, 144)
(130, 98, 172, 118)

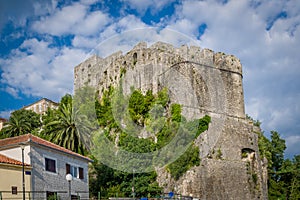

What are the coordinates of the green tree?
(251, 115, 299, 199)
(270, 131, 286, 173)
(0, 109, 41, 138)
(43, 94, 92, 155)
(89, 157, 162, 199)
(289, 155, 300, 199)
(267, 131, 286, 199)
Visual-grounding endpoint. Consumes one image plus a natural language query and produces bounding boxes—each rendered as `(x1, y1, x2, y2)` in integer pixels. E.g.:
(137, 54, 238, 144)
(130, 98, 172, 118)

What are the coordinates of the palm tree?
(44, 95, 93, 155)
(1, 109, 41, 138)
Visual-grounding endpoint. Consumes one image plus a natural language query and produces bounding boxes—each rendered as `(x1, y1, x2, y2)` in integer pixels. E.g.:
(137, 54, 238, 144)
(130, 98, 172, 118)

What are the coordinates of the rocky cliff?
(74, 42, 268, 199)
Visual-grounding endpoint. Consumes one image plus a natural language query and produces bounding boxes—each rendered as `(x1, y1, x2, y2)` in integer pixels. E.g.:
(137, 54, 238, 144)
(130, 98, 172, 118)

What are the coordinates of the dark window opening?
(66, 163, 70, 174)
(45, 157, 56, 173)
(241, 148, 255, 159)
(25, 171, 31, 175)
(133, 52, 137, 65)
(11, 186, 17, 195)
(79, 167, 84, 179)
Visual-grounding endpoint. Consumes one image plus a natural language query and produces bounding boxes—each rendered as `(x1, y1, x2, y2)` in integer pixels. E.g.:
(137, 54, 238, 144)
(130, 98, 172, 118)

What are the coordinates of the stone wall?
(74, 42, 267, 199)
(75, 42, 245, 119)
(30, 144, 89, 200)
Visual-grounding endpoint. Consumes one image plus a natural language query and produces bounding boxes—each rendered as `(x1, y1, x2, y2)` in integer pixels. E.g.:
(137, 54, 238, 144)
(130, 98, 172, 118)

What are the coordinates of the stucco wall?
(0, 145, 31, 164)
(0, 164, 31, 199)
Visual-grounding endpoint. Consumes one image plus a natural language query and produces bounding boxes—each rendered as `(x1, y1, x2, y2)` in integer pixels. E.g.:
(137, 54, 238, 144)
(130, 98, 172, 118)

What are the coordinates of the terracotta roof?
(0, 153, 30, 166)
(0, 134, 92, 162)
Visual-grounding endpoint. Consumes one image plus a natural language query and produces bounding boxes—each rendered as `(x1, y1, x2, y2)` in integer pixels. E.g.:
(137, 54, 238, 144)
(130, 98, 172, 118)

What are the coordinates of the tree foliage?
(254, 128, 300, 199)
(90, 86, 211, 198)
(42, 93, 93, 155)
(89, 157, 162, 198)
(0, 109, 41, 138)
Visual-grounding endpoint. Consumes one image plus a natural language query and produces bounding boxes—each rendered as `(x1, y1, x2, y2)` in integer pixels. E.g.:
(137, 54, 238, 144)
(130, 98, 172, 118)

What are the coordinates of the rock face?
(74, 42, 268, 199)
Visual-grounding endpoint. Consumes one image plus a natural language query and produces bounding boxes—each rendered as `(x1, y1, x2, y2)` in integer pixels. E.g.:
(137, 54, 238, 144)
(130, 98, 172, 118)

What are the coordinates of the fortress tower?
(74, 42, 267, 199)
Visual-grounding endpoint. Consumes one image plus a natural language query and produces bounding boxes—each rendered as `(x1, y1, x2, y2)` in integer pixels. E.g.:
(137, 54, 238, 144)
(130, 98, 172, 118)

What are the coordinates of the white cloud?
(73, 10, 111, 36)
(32, 3, 86, 35)
(0, 0, 57, 30)
(72, 36, 100, 49)
(0, 38, 87, 101)
(121, 0, 176, 15)
(93, 26, 200, 58)
(4, 86, 20, 99)
(32, 2, 111, 36)
(167, 18, 198, 37)
(285, 135, 300, 157)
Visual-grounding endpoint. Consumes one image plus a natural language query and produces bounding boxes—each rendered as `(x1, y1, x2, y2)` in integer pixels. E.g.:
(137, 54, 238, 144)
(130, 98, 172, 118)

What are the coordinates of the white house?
(0, 134, 92, 200)
(23, 98, 59, 114)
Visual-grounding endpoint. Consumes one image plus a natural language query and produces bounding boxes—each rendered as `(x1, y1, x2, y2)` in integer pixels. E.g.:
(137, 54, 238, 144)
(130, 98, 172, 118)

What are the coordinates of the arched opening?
(133, 52, 137, 65)
(241, 148, 255, 161)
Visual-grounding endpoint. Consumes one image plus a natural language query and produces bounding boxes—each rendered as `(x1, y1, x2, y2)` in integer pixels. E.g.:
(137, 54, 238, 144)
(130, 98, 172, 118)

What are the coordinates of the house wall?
(0, 119, 6, 131)
(0, 164, 31, 199)
(30, 145, 89, 200)
(0, 145, 31, 164)
(24, 99, 58, 114)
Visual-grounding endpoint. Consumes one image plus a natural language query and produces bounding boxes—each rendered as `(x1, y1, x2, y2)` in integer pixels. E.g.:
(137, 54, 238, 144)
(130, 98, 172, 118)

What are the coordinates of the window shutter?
(66, 163, 70, 174)
(79, 167, 84, 179)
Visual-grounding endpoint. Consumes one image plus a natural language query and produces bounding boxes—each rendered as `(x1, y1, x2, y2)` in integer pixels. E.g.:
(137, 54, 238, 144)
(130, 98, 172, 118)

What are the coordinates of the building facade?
(0, 154, 32, 199)
(0, 118, 7, 131)
(0, 134, 91, 200)
(23, 98, 59, 114)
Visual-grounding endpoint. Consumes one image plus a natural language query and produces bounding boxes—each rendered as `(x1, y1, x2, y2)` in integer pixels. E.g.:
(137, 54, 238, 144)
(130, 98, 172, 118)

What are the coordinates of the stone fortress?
(74, 42, 268, 199)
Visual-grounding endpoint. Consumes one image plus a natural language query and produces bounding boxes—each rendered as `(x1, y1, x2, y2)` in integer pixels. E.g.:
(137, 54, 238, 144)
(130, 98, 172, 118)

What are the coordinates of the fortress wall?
(74, 42, 267, 199)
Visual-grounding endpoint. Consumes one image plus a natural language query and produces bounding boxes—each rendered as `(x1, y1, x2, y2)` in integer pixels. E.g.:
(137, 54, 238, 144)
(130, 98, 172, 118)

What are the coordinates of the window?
(79, 167, 84, 179)
(66, 163, 84, 179)
(45, 157, 56, 173)
(71, 165, 78, 178)
(11, 186, 17, 195)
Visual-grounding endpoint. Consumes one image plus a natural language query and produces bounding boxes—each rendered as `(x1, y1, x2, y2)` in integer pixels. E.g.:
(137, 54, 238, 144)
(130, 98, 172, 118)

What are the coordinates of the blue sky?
(0, 0, 299, 157)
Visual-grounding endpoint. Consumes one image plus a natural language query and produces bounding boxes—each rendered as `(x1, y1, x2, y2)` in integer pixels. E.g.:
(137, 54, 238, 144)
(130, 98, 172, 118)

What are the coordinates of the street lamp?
(20, 144, 26, 200)
(66, 174, 73, 200)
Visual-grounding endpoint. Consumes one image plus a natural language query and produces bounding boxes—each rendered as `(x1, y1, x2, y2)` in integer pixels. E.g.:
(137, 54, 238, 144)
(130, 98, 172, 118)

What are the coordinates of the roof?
(23, 98, 59, 109)
(0, 134, 92, 162)
(0, 118, 7, 122)
(0, 153, 30, 166)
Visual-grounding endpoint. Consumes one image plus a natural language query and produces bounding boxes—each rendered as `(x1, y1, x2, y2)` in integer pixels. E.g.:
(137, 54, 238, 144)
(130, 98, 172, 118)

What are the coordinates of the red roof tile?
(0, 134, 92, 162)
(0, 154, 30, 166)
